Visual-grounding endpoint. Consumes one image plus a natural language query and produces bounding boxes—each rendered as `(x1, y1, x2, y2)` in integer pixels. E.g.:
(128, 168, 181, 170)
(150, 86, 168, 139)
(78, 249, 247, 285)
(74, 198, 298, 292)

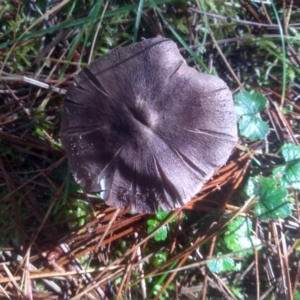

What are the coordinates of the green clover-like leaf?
(238, 115, 270, 142)
(234, 91, 269, 141)
(207, 255, 235, 274)
(245, 176, 292, 219)
(273, 143, 300, 189)
(147, 219, 168, 241)
(224, 217, 260, 257)
(235, 91, 267, 116)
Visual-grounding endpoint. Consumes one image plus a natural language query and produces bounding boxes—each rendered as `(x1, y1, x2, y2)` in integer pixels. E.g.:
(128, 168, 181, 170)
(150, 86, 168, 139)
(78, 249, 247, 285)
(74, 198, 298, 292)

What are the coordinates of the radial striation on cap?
(60, 37, 238, 213)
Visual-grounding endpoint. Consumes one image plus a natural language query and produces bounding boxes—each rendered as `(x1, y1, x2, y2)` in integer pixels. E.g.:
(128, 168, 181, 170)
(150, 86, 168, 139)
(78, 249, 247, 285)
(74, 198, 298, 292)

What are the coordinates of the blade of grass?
(271, 0, 286, 108)
(89, 1, 109, 64)
(81, 0, 104, 65)
(196, 0, 209, 47)
(149, 0, 209, 72)
(133, 0, 144, 42)
(58, 0, 104, 79)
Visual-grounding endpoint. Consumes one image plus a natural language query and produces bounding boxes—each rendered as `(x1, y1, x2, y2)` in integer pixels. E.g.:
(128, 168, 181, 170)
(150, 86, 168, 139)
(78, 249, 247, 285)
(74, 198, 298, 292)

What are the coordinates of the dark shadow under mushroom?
(60, 37, 238, 213)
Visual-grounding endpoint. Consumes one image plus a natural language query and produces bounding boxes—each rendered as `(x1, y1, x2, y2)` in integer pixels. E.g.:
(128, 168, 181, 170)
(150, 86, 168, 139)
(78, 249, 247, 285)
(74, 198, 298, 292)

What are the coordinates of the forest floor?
(0, 0, 300, 299)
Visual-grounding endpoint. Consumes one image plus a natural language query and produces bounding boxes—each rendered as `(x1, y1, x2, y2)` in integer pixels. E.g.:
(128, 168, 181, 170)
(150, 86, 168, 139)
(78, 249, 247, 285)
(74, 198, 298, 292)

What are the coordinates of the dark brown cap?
(60, 37, 237, 213)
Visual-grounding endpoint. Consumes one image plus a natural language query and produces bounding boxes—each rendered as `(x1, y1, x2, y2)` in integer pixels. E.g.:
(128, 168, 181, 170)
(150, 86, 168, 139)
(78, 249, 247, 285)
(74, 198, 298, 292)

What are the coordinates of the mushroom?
(60, 37, 237, 213)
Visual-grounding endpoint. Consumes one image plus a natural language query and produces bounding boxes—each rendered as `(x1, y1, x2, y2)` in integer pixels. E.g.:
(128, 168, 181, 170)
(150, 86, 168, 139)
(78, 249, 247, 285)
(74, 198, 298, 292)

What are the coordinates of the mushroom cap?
(60, 37, 237, 213)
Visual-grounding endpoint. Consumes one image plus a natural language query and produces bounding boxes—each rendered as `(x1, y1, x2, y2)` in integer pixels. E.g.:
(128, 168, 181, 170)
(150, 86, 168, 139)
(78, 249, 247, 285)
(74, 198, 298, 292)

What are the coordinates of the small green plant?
(273, 143, 300, 189)
(234, 91, 270, 141)
(147, 211, 178, 242)
(244, 175, 293, 220)
(65, 198, 92, 228)
(149, 251, 168, 268)
(294, 289, 300, 300)
(242, 143, 299, 220)
(206, 254, 236, 274)
(224, 217, 261, 257)
(55, 196, 92, 229)
(207, 217, 260, 274)
(152, 282, 175, 300)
